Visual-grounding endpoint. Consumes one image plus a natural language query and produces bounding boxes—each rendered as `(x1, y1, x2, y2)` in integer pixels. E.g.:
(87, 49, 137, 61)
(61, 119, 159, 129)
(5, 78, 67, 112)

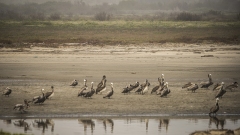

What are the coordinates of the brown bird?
(215, 82, 226, 99)
(160, 82, 171, 97)
(84, 82, 95, 98)
(151, 77, 161, 94)
(103, 83, 114, 99)
(209, 98, 219, 116)
(45, 86, 54, 99)
(182, 82, 194, 89)
(2, 87, 12, 97)
(13, 99, 30, 113)
(212, 83, 222, 91)
(225, 82, 238, 91)
(200, 74, 213, 88)
(96, 79, 107, 94)
(70, 79, 78, 87)
(128, 81, 139, 92)
(187, 84, 198, 93)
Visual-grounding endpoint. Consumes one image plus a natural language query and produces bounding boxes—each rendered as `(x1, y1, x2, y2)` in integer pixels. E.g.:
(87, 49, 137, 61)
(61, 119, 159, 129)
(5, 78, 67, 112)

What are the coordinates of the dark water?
(1, 116, 240, 135)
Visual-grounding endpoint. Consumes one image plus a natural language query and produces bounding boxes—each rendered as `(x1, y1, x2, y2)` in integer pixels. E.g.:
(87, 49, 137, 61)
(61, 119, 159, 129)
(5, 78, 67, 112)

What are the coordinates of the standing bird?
(78, 79, 88, 97)
(103, 83, 114, 99)
(33, 89, 46, 104)
(142, 79, 150, 95)
(200, 74, 213, 88)
(70, 79, 78, 87)
(225, 82, 238, 91)
(151, 77, 161, 94)
(96, 79, 107, 94)
(187, 84, 198, 92)
(45, 86, 54, 99)
(160, 82, 171, 97)
(81, 79, 88, 89)
(156, 74, 165, 95)
(84, 82, 95, 98)
(212, 83, 222, 91)
(13, 99, 30, 113)
(215, 82, 226, 99)
(97, 75, 106, 88)
(2, 87, 12, 97)
(31, 89, 44, 102)
(209, 98, 220, 116)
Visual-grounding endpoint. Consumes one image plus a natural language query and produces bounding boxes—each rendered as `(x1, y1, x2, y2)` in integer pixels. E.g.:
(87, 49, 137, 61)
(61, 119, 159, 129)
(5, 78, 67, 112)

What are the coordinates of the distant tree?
(94, 12, 110, 21)
(49, 13, 61, 20)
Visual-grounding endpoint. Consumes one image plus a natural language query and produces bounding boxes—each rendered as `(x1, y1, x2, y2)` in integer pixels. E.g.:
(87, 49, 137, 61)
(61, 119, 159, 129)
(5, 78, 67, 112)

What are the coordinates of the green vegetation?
(0, 130, 26, 135)
(0, 20, 239, 47)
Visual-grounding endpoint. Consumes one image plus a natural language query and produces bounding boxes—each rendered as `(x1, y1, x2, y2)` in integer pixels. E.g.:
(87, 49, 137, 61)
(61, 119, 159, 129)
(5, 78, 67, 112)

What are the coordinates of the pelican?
(215, 82, 226, 99)
(209, 98, 219, 116)
(160, 82, 171, 97)
(212, 83, 222, 91)
(128, 81, 139, 92)
(135, 86, 143, 94)
(45, 86, 54, 99)
(84, 82, 95, 98)
(13, 99, 30, 113)
(122, 85, 130, 94)
(182, 82, 194, 89)
(156, 74, 165, 95)
(32, 89, 44, 102)
(2, 87, 12, 97)
(225, 82, 238, 91)
(187, 84, 198, 92)
(70, 79, 78, 87)
(142, 79, 149, 95)
(97, 75, 106, 88)
(200, 74, 213, 88)
(103, 83, 114, 99)
(33, 89, 46, 104)
(151, 78, 161, 94)
(78, 79, 88, 97)
(81, 79, 88, 89)
(96, 79, 107, 94)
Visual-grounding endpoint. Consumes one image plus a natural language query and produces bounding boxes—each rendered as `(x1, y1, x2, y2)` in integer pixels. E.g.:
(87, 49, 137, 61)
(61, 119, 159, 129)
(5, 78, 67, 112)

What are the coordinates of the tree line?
(0, 0, 240, 21)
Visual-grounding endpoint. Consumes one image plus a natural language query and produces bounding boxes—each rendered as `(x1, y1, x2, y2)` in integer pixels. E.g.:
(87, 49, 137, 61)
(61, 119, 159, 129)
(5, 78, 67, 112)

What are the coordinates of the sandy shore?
(0, 43, 240, 117)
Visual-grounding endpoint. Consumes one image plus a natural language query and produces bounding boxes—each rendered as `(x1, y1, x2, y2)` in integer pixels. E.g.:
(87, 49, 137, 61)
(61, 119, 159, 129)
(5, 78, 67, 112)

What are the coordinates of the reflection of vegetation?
(0, 130, 26, 135)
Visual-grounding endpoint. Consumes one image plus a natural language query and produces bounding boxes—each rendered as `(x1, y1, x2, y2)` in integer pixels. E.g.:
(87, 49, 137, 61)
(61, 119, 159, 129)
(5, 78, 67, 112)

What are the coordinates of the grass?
(0, 130, 26, 135)
(0, 20, 240, 47)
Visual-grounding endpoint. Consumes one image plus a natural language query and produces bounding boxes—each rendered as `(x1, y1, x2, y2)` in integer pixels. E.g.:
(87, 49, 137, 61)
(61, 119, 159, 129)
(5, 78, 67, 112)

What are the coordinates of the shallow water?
(0, 116, 240, 135)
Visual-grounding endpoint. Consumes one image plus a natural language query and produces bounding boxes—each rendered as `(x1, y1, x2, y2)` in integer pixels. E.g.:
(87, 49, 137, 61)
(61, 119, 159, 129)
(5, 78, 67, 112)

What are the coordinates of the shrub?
(94, 12, 110, 21)
(49, 13, 61, 20)
(176, 12, 201, 21)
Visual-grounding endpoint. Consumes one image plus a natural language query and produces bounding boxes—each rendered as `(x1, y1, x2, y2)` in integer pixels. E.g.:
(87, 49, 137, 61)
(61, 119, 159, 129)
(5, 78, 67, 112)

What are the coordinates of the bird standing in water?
(209, 98, 220, 116)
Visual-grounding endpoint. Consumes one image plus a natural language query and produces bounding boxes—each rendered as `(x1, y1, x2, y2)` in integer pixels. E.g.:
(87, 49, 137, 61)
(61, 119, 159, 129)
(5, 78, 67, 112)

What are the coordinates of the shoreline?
(1, 43, 240, 117)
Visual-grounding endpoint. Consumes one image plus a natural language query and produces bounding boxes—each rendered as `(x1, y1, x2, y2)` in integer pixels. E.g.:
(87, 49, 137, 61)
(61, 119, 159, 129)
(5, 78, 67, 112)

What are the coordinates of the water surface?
(1, 116, 240, 135)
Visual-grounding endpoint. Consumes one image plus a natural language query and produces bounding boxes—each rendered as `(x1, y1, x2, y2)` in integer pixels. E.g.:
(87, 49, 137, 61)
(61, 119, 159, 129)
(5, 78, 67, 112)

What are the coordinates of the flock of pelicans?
(2, 74, 239, 116)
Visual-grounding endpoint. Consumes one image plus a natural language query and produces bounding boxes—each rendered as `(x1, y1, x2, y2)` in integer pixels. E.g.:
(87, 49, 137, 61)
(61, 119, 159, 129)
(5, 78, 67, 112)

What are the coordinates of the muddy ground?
(0, 43, 240, 117)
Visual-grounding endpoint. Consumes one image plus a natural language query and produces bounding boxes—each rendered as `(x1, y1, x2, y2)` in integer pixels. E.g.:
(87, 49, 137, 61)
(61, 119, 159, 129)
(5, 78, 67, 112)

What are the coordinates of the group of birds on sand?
(181, 73, 238, 116)
(122, 74, 170, 97)
(2, 86, 55, 113)
(71, 75, 114, 99)
(2, 73, 238, 115)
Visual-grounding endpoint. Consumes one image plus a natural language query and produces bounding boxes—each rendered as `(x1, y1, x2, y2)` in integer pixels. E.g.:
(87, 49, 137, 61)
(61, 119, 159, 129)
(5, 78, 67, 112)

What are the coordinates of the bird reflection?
(78, 119, 95, 133)
(209, 116, 225, 129)
(32, 119, 55, 133)
(13, 119, 31, 132)
(103, 119, 114, 133)
(159, 119, 169, 132)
